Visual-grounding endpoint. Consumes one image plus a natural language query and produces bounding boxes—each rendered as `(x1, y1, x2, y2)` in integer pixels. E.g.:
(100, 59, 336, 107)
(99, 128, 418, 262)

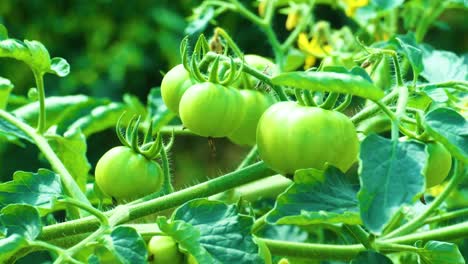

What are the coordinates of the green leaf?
(148, 88, 175, 130)
(0, 39, 30, 62)
(158, 199, 263, 264)
(424, 108, 468, 163)
(0, 76, 14, 109)
(102, 226, 148, 264)
(0, 116, 33, 143)
(49, 57, 70, 77)
(185, 6, 215, 35)
(0, 204, 41, 240)
(395, 34, 423, 79)
(418, 241, 464, 264)
(0, 169, 62, 209)
(65, 102, 129, 136)
(0, 235, 28, 262)
(271, 70, 384, 101)
(358, 134, 427, 234)
(421, 46, 467, 83)
(266, 166, 361, 225)
(0, 24, 7, 40)
(23, 40, 51, 74)
(13, 95, 109, 132)
(350, 250, 393, 264)
(47, 130, 90, 192)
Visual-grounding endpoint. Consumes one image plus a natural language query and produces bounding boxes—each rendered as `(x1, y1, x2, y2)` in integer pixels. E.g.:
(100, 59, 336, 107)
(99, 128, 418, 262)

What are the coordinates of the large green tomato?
(257, 102, 359, 174)
(228, 90, 275, 146)
(95, 146, 163, 200)
(179, 82, 245, 137)
(424, 142, 452, 188)
(148, 236, 184, 264)
(161, 64, 193, 114)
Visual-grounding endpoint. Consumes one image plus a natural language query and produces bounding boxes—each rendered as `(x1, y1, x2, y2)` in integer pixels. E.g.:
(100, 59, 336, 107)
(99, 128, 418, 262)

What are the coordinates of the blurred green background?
(0, 0, 466, 187)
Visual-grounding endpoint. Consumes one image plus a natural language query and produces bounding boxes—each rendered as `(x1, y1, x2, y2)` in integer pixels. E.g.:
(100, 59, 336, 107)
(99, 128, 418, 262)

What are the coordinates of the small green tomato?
(95, 146, 163, 200)
(148, 235, 184, 264)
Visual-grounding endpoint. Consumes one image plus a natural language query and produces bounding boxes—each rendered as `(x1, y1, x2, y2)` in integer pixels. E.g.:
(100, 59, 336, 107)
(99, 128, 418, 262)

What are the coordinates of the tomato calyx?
(180, 32, 245, 87)
(116, 114, 171, 161)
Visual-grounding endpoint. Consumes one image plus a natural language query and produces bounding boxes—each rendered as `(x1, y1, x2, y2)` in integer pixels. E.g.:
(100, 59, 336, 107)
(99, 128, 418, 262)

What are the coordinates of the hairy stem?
(39, 162, 275, 241)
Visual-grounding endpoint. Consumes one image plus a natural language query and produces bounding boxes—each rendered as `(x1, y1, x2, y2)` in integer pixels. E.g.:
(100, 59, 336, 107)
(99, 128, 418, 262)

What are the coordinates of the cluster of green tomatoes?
(93, 52, 452, 263)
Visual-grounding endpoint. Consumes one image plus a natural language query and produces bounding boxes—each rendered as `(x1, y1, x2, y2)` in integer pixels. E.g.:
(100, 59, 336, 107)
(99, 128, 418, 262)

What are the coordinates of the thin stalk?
(236, 145, 259, 170)
(384, 161, 464, 238)
(159, 125, 196, 136)
(59, 198, 108, 226)
(39, 162, 275, 241)
(382, 220, 468, 244)
(351, 89, 399, 124)
(33, 71, 46, 134)
(424, 208, 468, 225)
(344, 225, 372, 249)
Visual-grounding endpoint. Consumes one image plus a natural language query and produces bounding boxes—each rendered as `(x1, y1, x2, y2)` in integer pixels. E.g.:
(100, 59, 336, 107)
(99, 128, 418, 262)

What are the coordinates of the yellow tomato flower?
(297, 33, 332, 69)
(285, 9, 301, 31)
(343, 0, 369, 17)
(258, 0, 267, 17)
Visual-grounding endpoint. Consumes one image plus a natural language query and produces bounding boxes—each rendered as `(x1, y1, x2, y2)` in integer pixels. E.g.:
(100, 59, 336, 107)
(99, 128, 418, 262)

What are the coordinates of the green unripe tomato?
(424, 142, 452, 188)
(179, 82, 245, 137)
(228, 90, 275, 146)
(95, 146, 163, 200)
(257, 102, 359, 175)
(148, 236, 184, 264)
(161, 64, 193, 114)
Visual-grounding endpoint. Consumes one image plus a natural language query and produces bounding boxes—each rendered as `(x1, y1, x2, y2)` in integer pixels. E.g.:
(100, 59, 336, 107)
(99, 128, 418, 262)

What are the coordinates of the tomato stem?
(344, 224, 373, 250)
(39, 161, 275, 241)
(33, 70, 46, 134)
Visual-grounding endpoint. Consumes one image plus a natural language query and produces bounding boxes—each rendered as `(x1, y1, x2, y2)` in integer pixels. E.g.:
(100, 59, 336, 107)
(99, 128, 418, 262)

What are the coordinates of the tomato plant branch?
(424, 208, 468, 225)
(416, 80, 468, 92)
(344, 224, 372, 250)
(236, 145, 259, 170)
(32, 71, 46, 134)
(159, 125, 196, 136)
(382, 220, 468, 245)
(39, 162, 275, 241)
(351, 89, 398, 124)
(0, 110, 90, 210)
(384, 160, 464, 239)
(58, 198, 108, 226)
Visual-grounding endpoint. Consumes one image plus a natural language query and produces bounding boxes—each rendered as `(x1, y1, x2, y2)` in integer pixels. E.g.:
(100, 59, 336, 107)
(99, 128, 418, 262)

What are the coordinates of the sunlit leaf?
(0, 204, 41, 240)
(417, 240, 464, 264)
(0, 169, 62, 209)
(272, 70, 384, 101)
(267, 167, 361, 225)
(47, 130, 90, 192)
(424, 107, 468, 163)
(158, 199, 263, 264)
(358, 134, 427, 234)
